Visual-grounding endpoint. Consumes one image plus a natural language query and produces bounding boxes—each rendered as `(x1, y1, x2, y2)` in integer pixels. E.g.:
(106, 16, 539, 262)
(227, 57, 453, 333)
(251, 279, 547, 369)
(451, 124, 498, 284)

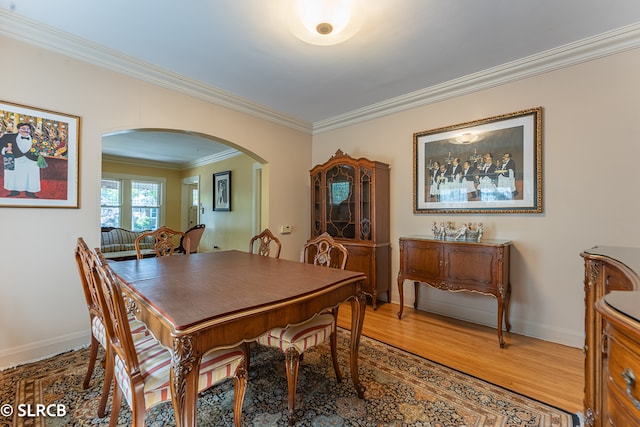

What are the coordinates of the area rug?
(1, 329, 578, 426)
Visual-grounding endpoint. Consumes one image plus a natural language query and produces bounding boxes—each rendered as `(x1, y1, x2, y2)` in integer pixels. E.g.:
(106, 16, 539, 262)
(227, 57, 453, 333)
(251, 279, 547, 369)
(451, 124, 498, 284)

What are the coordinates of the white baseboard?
(0, 331, 90, 371)
(394, 296, 583, 349)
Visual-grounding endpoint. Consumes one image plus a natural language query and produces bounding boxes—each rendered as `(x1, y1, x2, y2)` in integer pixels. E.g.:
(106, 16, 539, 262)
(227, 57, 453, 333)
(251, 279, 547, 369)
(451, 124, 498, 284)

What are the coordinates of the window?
(101, 174, 165, 231)
(100, 179, 121, 228)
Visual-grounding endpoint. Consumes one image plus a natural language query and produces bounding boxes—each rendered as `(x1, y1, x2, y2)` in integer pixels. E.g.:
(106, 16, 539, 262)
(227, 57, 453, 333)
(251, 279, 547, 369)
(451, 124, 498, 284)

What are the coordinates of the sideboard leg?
(397, 274, 404, 319)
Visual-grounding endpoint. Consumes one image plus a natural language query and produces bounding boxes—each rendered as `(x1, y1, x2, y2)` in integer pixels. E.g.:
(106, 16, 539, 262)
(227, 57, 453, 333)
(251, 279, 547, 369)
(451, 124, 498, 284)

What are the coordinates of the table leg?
(349, 291, 367, 398)
(171, 335, 200, 427)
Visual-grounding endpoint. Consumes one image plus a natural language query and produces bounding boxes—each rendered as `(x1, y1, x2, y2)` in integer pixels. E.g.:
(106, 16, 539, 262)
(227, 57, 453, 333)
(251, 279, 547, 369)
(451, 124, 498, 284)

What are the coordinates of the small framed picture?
(213, 170, 231, 211)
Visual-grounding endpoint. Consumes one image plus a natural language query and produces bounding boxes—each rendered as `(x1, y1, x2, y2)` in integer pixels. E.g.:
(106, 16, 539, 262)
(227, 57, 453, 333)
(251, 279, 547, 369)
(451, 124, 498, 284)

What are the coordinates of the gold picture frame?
(414, 107, 542, 214)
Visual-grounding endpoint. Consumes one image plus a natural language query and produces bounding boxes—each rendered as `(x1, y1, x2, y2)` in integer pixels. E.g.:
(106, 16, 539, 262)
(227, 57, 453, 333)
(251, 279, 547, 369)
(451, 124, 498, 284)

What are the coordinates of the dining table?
(108, 249, 368, 427)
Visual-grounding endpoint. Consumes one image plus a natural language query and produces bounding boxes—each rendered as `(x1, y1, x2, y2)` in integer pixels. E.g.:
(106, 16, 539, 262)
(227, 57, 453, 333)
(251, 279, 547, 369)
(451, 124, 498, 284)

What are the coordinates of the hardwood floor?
(336, 301, 584, 414)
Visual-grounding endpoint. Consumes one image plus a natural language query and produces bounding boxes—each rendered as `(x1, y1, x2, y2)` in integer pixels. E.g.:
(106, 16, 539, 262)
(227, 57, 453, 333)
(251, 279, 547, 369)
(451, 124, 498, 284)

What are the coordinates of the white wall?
(313, 47, 640, 348)
(2, 35, 639, 369)
(0, 36, 312, 369)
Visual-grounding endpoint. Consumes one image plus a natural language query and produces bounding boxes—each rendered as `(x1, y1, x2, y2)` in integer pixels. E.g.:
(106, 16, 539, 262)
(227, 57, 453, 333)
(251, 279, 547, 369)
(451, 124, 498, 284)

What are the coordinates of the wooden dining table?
(109, 250, 368, 427)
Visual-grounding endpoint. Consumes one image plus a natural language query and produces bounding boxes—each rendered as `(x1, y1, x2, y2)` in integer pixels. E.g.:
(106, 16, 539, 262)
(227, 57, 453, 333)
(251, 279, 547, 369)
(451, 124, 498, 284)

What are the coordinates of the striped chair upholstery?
(256, 312, 334, 354)
(91, 249, 247, 427)
(75, 237, 150, 418)
(255, 232, 348, 425)
(113, 336, 245, 410)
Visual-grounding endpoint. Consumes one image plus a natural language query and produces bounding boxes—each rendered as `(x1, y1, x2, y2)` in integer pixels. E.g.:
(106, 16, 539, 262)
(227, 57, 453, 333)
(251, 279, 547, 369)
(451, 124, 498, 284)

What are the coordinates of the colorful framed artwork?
(0, 100, 80, 208)
(213, 170, 231, 211)
(414, 107, 542, 214)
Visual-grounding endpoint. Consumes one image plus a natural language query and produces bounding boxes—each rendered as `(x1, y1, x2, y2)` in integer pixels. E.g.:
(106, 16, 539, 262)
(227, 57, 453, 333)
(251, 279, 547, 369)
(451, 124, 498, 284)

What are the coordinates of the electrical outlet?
(280, 225, 292, 234)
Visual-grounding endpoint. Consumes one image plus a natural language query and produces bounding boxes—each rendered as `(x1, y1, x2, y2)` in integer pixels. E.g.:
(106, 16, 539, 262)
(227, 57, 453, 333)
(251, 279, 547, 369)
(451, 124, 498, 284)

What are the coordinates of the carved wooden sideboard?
(581, 246, 640, 427)
(596, 291, 640, 426)
(397, 236, 511, 347)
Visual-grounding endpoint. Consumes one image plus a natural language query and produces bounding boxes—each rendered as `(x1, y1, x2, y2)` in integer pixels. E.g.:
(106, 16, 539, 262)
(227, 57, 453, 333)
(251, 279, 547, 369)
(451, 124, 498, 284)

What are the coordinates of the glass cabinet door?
(360, 166, 372, 241)
(325, 164, 355, 239)
(311, 172, 323, 237)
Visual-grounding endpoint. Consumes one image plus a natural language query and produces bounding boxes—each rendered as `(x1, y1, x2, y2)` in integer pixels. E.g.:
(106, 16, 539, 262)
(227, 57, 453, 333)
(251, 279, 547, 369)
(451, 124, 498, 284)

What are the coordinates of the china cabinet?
(310, 150, 390, 309)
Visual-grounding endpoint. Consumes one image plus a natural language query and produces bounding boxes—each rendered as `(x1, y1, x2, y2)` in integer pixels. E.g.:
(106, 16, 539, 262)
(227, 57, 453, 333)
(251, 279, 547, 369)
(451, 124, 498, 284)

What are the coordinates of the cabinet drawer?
(607, 330, 640, 422)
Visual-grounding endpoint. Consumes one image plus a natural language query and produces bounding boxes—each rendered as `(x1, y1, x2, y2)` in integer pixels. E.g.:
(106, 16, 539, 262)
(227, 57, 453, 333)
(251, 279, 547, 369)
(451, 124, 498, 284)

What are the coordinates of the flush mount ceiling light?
(289, 0, 362, 46)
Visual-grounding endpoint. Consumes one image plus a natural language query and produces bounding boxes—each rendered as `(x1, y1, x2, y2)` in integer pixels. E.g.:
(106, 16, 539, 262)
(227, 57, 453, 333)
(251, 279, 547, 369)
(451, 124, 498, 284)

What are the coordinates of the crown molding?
(312, 22, 640, 134)
(0, 10, 313, 134)
(103, 148, 240, 170)
(2, 9, 639, 136)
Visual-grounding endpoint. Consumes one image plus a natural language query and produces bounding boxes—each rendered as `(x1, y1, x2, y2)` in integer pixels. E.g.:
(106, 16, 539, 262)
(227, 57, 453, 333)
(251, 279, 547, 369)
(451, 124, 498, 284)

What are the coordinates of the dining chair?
(74, 237, 150, 417)
(245, 228, 283, 369)
(91, 249, 248, 427)
(255, 232, 348, 425)
(134, 225, 190, 259)
(248, 228, 282, 258)
(175, 223, 206, 254)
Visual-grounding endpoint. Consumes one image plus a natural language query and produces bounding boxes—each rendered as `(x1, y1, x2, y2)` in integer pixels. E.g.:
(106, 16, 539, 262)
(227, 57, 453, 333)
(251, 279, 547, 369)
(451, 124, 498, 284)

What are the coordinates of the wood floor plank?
(337, 301, 584, 414)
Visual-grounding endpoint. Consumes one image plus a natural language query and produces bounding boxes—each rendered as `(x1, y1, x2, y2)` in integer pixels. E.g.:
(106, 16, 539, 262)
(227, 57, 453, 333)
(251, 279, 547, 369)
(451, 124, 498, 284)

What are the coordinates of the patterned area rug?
(1, 329, 578, 426)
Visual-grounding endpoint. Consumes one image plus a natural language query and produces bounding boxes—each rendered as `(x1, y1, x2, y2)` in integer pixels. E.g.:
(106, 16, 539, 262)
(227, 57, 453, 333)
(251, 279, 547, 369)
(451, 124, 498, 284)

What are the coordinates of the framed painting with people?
(213, 170, 231, 211)
(0, 100, 80, 208)
(414, 107, 542, 214)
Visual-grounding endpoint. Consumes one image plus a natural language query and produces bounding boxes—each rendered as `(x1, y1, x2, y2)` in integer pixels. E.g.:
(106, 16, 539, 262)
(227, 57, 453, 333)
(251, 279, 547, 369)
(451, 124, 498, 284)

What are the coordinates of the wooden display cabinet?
(397, 236, 512, 347)
(310, 149, 390, 309)
(581, 246, 640, 427)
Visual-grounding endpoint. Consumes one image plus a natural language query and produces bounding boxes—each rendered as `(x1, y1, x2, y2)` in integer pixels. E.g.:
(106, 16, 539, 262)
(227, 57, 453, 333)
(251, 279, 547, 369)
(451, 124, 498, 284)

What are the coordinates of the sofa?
(100, 227, 155, 261)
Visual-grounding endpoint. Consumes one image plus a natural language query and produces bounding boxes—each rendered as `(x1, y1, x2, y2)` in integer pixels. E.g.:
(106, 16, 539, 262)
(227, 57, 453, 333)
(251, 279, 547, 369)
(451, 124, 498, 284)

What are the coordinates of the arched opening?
(101, 128, 267, 253)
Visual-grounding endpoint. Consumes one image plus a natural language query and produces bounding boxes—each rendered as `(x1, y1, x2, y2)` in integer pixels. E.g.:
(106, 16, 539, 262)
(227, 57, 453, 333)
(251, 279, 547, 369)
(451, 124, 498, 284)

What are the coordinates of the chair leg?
(98, 348, 113, 418)
(83, 334, 99, 389)
(109, 382, 122, 427)
(329, 331, 343, 383)
(243, 341, 252, 372)
(330, 308, 342, 382)
(233, 359, 248, 427)
(284, 347, 300, 425)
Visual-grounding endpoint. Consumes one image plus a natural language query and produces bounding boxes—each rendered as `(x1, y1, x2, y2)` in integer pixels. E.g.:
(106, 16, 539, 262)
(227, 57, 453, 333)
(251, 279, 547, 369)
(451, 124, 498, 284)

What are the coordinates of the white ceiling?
(2, 0, 640, 165)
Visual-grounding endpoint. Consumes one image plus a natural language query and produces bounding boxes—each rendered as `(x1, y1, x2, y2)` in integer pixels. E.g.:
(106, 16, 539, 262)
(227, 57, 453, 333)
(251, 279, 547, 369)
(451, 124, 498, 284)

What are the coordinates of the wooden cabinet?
(596, 291, 640, 426)
(310, 149, 390, 309)
(397, 236, 511, 347)
(581, 246, 640, 427)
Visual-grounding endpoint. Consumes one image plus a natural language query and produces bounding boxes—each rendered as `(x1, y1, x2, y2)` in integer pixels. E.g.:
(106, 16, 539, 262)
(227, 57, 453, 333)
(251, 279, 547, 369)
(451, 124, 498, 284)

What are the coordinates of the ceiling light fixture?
(289, 0, 361, 46)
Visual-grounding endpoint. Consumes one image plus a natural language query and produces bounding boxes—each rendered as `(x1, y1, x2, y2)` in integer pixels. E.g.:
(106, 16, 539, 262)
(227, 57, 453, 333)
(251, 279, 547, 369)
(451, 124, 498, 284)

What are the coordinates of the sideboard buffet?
(397, 236, 512, 347)
(581, 246, 640, 427)
(595, 290, 640, 426)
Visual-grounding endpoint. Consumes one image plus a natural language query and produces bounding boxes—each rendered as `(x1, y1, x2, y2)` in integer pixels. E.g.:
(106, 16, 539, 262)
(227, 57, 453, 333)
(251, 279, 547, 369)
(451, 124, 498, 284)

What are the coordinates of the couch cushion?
(101, 228, 153, 253)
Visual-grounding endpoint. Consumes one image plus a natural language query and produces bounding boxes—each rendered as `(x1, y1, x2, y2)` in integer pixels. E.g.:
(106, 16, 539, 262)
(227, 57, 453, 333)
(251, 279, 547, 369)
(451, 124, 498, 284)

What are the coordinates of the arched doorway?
(101, 129, 267, 252)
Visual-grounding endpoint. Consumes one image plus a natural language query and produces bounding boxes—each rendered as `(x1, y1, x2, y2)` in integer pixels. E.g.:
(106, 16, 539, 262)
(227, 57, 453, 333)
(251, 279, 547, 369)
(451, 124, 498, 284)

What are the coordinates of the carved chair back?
(300, 232, 348, 270)
(135, 226, 190, 259)
(249, 228, 282, 258)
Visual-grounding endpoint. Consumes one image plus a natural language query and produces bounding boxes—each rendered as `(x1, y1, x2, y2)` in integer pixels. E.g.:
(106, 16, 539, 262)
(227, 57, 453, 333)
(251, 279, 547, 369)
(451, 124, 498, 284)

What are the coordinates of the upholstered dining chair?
(248, 228, 282, 258)
(91, 249, 248, 427)
(74, 237, 150, 418)
(134, 226, 190, 259)
(176, 223, 206, 254)
(255, 232, 348, 425)
(245, 228, 283, 370)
